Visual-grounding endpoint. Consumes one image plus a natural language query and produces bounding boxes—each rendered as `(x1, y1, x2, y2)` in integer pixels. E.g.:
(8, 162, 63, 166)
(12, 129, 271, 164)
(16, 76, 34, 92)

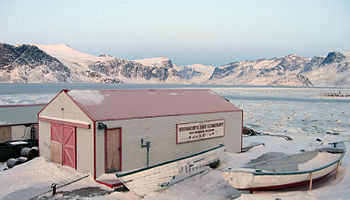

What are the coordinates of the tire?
(6, 157, 28, 168)
(20, 147, 39, 160)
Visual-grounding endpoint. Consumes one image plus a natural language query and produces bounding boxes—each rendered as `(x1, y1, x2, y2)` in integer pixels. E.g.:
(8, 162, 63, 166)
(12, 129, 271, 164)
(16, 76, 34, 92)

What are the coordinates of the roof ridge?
(67, 89, 212, 92)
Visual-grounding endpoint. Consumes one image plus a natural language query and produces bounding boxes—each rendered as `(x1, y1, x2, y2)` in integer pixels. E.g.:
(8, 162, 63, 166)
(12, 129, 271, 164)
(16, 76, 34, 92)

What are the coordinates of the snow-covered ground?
(0, 84, 349, 199)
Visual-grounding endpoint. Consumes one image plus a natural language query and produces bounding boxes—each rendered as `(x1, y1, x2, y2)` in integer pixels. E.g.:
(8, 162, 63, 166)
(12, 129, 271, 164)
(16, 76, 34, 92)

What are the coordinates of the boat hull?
(222, 161, 339, 191)
(117, 144, 226, 196)
(222, 143, 344, 191)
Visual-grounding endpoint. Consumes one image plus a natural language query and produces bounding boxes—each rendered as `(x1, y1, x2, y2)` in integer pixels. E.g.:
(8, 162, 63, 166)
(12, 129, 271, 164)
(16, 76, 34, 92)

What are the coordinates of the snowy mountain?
(175, 64, 215, 84)
(133, 56, 173, 68)
(0, 43, 184, 83)
(0, 43, 349, 86)
(0, 43, 71, 83)
(302, 52, 350, 86)
(36, 44, 185, 84)
(207, 52, 350, 86)
(207, 54, 314, 86)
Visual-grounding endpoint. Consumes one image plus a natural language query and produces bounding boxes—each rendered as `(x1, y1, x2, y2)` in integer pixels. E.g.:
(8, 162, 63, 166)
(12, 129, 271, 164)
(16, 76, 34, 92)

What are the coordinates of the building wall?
(0, 124, 38, 143)
(11, 125, 38, 140)
(76, 127, 94, 174)
(0, 126, 11, 143)
(95, 111, 242, 177)
(39, 91, 94, 175)
(39, 121, 51, 159)
(39, 92, 92, 123)
(11, 125, 26, 140)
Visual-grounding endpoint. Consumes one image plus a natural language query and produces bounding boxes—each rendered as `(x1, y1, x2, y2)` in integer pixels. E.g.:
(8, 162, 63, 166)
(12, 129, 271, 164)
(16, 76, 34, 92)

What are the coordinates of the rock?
(242, 126, 261, 136)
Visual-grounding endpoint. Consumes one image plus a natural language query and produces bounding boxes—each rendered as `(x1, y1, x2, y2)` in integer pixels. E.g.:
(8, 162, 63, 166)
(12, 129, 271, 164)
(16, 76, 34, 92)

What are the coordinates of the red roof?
(65, 89, 241, 121)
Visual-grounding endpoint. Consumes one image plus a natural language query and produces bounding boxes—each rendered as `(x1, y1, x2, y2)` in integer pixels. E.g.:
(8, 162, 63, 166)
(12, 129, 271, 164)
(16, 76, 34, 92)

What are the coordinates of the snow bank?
(0, 157, 87, 199)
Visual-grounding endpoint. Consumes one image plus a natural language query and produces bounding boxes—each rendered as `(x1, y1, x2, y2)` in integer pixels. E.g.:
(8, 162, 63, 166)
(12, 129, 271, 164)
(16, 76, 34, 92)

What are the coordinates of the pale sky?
(1, 0, 350, 66)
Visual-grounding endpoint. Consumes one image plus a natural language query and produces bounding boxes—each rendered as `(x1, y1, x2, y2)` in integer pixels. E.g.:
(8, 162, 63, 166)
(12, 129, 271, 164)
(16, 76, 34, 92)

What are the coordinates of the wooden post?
(335, 161, 341, 179)
(309, 172, 313, 191)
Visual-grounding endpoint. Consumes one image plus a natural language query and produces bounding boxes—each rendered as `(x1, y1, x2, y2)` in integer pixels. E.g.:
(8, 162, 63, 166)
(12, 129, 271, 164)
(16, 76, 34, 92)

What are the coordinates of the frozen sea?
(0, 83, 349, 137)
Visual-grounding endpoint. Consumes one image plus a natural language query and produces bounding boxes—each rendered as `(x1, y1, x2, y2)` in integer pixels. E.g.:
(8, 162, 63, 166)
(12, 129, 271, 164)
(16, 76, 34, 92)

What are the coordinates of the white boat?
(221, 142, 345, 191)
(116, 144, 226, 197)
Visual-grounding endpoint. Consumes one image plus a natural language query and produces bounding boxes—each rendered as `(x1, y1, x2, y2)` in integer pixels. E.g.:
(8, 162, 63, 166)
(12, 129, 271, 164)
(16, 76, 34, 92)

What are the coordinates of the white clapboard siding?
(95, 111, 241, 177)
(117, 144, 225, 197)
(39, 92, 92, 123)
(76, 127, 94, 174)
(11, 125, 25, 140)
(38, 121, 51, 159)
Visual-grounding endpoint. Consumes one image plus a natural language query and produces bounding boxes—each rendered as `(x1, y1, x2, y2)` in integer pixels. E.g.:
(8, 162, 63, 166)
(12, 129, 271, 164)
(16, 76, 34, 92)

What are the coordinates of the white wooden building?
(38, 89, 243, 185)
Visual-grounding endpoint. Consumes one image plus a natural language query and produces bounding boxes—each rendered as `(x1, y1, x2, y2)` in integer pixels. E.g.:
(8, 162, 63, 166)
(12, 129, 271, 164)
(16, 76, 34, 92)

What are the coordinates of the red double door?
(51, 123, 76, 169)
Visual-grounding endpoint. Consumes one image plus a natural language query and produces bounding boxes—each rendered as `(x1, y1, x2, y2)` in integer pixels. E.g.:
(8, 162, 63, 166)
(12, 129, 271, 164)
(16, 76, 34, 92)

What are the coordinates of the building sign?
(176, 119, 225, 144)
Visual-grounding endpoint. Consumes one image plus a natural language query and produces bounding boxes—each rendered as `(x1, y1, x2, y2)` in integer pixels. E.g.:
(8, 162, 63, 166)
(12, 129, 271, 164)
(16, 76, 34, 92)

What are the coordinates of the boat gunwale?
(223, 142, 345, 176)
(252, 153, 343, 176)
(116, 143, 225, 178)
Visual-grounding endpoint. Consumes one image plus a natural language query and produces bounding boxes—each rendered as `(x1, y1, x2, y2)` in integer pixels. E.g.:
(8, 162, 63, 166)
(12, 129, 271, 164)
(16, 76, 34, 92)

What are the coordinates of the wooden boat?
(116, 144, 225, 197)
(221, 142, 345, 191)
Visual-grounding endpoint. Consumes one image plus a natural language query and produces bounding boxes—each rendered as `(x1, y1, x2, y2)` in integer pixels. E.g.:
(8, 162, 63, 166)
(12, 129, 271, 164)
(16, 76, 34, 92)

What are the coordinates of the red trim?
(244, 169, 337, 192)
(241, 110, 243, 152)
(74, 126, 77, 170)
(120, 128, 122, 171)
(37, 118, 40, 155)
(38, 90, 66, 117)
(37, 105, 41, 155)
(93, 122, 96, 179)
(176, 124, 178, 145)
(95, 179, 123, 188)
(39, 117, 90, 129)
(104, 128, 107, 173)
(0, 103, 46, 108)
(176, 119, 225, 144)
(0, 123, 38, 127)
(104, 127, 122, 173)
(64, 90, 96, 122)
(38, 89, 94, 125)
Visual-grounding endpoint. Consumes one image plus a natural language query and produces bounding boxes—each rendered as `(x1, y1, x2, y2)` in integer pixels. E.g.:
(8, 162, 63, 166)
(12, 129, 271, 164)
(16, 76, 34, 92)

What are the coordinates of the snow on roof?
(68, 90, 106, 106)
(66, 89, 241, 121)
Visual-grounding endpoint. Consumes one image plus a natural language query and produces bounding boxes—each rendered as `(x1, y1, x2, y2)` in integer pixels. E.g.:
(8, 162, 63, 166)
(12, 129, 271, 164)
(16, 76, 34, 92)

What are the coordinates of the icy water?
(0, 83, 349, 137)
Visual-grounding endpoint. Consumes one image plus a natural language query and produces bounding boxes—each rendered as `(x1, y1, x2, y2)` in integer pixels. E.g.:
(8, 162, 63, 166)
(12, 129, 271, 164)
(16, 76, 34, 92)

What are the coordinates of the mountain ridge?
(1, 43, 349, 86)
